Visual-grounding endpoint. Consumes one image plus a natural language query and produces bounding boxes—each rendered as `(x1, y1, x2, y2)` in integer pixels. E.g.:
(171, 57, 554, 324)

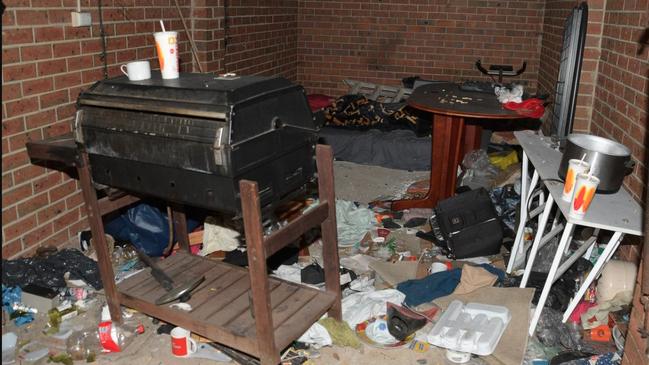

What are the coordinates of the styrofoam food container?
(427, 300, 511, 356)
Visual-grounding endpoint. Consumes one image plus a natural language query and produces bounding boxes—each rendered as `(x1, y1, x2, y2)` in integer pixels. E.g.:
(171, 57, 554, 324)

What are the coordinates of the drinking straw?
(580, 153, 586, 164)
(160, 20, 166, 32)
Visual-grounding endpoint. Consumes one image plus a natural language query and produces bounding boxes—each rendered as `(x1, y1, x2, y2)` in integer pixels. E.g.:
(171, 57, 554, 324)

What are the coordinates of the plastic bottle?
(66, 306, 144, 360)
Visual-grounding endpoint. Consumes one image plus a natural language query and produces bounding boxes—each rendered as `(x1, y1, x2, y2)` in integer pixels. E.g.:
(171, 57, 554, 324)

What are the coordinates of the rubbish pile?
(1, 145, 634, 365)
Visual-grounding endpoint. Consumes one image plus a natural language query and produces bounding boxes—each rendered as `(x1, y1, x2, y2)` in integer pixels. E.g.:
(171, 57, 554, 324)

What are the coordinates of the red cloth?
(307, 94, 335, 111)
(503, 98, 545, 119)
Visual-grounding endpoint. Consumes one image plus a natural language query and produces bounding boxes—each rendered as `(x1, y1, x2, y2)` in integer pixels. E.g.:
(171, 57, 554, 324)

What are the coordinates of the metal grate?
(549, 2, 588, 139)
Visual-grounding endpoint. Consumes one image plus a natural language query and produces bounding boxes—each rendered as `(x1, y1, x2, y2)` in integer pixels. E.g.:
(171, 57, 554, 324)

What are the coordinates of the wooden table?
(391, 83, 526, 210)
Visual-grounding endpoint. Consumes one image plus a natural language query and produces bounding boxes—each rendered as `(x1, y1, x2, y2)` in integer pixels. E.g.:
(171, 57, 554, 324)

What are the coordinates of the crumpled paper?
(335, 200, 377, 247)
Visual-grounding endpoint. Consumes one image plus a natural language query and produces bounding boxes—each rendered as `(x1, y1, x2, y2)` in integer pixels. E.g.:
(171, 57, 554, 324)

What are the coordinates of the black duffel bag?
(418, 188, 503, 259)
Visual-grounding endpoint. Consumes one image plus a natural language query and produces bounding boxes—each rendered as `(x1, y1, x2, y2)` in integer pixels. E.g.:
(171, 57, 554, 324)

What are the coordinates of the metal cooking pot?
(558, 134, 634, 194)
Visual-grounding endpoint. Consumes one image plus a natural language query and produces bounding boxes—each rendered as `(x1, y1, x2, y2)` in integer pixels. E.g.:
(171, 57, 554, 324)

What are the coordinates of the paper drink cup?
(569, 173, 599, 219)
(562, 159, 590, 202)
(154, 31, 179, 79)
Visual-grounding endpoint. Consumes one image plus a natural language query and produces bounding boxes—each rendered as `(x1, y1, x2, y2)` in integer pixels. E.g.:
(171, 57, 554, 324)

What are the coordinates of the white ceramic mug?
(120, 61, 151, 81)
(170, 327, 197, 357)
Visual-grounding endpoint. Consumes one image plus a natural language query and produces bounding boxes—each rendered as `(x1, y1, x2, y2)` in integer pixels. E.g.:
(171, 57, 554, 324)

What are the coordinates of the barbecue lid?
(78, 72, 297, 119)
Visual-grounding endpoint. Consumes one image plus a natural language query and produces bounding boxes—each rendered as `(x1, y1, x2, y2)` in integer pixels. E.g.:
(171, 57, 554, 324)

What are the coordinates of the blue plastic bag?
(104, 203, 201, 257)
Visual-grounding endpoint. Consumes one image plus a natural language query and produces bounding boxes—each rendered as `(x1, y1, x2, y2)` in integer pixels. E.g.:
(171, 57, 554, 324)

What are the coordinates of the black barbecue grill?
(74, 72, 319, 214)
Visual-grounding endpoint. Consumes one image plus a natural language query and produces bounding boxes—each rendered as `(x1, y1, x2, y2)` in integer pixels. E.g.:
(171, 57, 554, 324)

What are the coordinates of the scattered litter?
(336, 200, 377, 247)
(342, 289, 405, 328)
(169, 303, 192, 311)
(297, 322, 332, 348)
(2, 332, 18, 364)
(200, 217, 240, 255)
(318, 317, 361, 349)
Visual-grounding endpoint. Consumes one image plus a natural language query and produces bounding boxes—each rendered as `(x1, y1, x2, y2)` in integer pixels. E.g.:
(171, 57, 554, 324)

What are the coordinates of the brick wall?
(588, 0, 648, 361)
(2, 0, 301, 259)
(536, 0, 606, 133)
(297, 0, 545, 97)
(223, 0, 298, 80)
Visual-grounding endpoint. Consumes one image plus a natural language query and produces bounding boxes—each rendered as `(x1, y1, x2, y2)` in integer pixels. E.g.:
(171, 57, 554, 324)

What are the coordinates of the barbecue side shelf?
(117, 251, 336, 357)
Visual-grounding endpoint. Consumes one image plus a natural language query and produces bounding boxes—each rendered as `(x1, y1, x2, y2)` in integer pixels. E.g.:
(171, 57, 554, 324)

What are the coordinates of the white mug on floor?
(120, 61, 151, 81)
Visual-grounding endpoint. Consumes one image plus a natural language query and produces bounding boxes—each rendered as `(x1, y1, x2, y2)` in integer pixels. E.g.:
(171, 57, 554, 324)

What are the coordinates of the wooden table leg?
(391, 114, 465, 210)
(462, 123, 482, 158)
(77, 152, 122, 323)
(171, 205, 190, 252)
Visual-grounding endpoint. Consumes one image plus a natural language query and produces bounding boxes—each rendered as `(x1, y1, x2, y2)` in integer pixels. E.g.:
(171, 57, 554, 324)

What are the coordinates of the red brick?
(17, 192, 49, 217)
(54, 72, 82, 89)
(25, 109, 56, 129)
(34, 26, 65, 42)
(56, 102, 77, 121)
(2, 150, 29, 171)
(2, 28, 34, 45)
(37, 199, 66, 224)
(3, 63, 37, 82)
(5, 96, 39, 118)
(20, 44, 53, 61)
(22, 77, 54, 96)
(2, 8, 16, 26)
(8, 129, 43, 152)
(48, 9, 70, 24)
(2, 206, 18, 225)
(2, 140, 9, 155)
(3, 83, 22, 101)
(12, 163, 46, 185)
(2, 239, 23, 260)
(53, 41, 81, 58)
(31, 0, 63, 6)
(67, 55, 94, 71)
(37, 58, 67, 76)
(32, 172, 62, 194)
(64, 26, 92, 40)
(48, 179, 77, 202)
(15, 10, 49, 25)
(41, 229, 70, 248)
(2, 48, 21, 64)
(2, 117, 25, 136)
(2, 213, 37, 241)
(43, 120, 72, 138)
(21, 223, 54, 249)
(39, 89, 69, 109)
(80, 39, 102, 54)
(52, 208, 79, 232)
(65, 191, 84, 210)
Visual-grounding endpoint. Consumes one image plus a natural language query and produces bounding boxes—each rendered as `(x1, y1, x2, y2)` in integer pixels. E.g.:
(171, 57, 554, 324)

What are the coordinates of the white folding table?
(509, 131, 643, 335)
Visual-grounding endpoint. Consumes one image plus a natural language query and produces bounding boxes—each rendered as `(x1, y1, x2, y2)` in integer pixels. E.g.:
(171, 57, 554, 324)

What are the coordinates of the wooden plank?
(239, 179, 279, 364)
(98, 194, 140, 216)
(316, 145, 342, 321)
(263, 202, 329, 258)
(208, 281, 281, 327)
(119, 292, 260, 358)
(171, 205, 190, 252)
(228, 282, 300, 338)
(77, 152, 121, 323)
(132, 256, 215, 302)
(273, 291, 337, 350)
(189, 269, 248, 319)
(118, 253, 195, 294)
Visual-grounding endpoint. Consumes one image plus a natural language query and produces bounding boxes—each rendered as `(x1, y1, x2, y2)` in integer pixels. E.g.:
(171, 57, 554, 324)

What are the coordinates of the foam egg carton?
(427, 300, 511, 356)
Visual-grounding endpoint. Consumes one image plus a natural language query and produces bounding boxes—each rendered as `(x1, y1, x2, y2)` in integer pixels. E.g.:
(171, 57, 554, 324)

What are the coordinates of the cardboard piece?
(369, 261, 419, 289)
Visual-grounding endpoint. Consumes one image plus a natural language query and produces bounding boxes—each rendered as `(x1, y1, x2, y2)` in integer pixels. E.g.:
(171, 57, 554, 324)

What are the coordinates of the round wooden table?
(391, 82, 526, 210)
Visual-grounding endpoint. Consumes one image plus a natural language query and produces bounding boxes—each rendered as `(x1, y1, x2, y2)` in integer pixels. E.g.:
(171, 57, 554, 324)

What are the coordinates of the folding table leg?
(561, 232, 624, 322)
(528, 222, 575, 336)
(508, 164, 538, 273)
(520, 194, 555, 288)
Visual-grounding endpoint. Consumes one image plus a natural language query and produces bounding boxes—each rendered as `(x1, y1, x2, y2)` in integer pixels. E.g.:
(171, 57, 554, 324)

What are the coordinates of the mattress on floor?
(318, 126, 431, 171)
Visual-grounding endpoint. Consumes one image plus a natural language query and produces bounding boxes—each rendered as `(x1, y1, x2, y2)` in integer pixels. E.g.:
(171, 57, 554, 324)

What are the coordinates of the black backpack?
(419, 188, 503, 259)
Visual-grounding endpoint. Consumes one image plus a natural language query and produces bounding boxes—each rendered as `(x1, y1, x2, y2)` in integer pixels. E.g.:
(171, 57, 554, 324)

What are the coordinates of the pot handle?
(624, 159, 636, 175)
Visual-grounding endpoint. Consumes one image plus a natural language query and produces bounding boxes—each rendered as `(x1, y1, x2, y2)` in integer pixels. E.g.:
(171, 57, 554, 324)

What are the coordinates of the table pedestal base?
(391, 114, 481, 210)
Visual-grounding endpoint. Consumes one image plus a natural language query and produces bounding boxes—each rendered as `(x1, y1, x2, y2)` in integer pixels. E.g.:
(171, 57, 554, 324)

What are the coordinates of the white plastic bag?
(341, 289, 405, 328)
